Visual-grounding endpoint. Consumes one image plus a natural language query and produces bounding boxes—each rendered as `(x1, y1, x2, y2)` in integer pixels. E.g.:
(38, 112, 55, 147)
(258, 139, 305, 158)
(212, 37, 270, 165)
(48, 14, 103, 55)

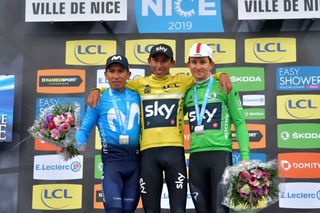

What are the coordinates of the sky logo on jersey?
(37, 69, 85, 94)
(35, 97, 85, 151)
(33, 155, 83, 180)
(245, 38, 296, 63)
(216, 67, 265, 91)
(277, 95, 320, 119)
(135, 0, 223, 33)
(187, 103, 222, 132)
(125, 39, 176, 65)
(93, 184, 104, 209)
(66, 40, 116, 65)
(184, 39, 236, 63)
(279, 182, 320, 208)
(143, 99, 178, 129)
(278, 123, 320, 149)
(277, 66, 320, 91)
(243, 108, 265, 120)
(232, 124, 266, 149)
(94, 155, 103, 179)
(97, 68, 145, 87)
(32, 184, 82, 210)
(278, 153, 320, 178)
(232, 152, 266, 164)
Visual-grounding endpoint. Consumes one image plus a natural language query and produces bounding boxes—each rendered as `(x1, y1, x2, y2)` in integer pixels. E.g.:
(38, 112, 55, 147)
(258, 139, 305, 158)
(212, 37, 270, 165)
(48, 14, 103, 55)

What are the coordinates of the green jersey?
(183, 77, 250, 160)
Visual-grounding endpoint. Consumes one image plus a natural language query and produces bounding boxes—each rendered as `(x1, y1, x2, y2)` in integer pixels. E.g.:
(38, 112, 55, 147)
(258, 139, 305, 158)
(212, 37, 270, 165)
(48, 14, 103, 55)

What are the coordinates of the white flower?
(240, 184, 251, 194)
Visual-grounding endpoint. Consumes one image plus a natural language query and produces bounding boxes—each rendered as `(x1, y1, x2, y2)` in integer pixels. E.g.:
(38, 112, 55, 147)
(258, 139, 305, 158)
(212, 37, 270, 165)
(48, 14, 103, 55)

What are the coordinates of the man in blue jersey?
(76, 55, 141, 213)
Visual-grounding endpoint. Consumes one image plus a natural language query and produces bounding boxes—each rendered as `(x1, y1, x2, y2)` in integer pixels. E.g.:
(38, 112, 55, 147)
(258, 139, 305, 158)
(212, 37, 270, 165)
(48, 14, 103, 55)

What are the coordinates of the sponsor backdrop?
(0, 0, 314, 213)
(17, 32, 320, 213)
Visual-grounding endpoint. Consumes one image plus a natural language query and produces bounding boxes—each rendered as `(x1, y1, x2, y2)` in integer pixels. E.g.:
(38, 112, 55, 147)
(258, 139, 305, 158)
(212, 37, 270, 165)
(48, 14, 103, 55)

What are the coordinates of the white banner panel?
(25, 0, 127, 22)
(33, 155, 83, 180)
(96, 68, 145, 88)
(279, 182, 320, 208)
(238, 0, 320, 20)
(242, 94, 265, 106)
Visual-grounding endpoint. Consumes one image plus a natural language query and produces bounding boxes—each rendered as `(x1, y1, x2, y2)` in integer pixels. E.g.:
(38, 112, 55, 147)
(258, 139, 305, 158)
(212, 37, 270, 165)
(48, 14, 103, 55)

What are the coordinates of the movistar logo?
(107, 103, 140, 132)
(111, 55, 122, 61)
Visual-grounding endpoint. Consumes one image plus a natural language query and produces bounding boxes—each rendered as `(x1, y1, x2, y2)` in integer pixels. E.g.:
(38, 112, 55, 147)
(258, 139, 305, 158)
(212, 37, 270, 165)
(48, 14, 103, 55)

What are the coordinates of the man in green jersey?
(184, 43, 250, 213)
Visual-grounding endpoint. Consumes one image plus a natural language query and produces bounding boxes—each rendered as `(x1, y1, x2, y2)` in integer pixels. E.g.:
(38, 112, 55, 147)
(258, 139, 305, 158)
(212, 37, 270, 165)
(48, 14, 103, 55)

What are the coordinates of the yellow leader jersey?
(126, 74, 194, 151)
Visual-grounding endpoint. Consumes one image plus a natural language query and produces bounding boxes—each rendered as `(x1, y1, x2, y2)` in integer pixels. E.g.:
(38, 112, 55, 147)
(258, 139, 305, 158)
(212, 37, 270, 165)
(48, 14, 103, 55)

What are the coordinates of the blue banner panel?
(0, 75, 15, 142)
(277, 66, 320, 91)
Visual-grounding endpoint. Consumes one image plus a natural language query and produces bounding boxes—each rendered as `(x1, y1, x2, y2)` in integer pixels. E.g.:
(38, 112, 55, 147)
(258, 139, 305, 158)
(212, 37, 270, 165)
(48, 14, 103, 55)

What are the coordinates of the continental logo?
(245, 38, 296, 63)
(32, 184, 82, 210)
(94, 154, 103, 179)
(279, 153, 320, 178)
(216, 67, 264, 91)
(277, 95, 320, 119)
(278, 123, 320, 149)
(125, 39, 176, 65)
(93, 184, 104, 209)
(232, 124, 266, 149)
(37, 69, 85, 93)
(66, 40, 116, 65)
(184, 39, 236, 64)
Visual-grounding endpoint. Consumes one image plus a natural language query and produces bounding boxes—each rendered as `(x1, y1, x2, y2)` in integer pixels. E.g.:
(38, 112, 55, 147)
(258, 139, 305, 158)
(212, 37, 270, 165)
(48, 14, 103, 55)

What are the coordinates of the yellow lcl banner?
(277, 94, 320, 119)
(32, 184, 82, 210)
(245, 37, 296, 63)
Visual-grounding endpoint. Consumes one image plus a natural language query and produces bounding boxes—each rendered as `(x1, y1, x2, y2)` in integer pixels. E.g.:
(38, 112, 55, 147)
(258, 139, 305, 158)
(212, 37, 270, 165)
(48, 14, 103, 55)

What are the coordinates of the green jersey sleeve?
(226, 89, 250, 160)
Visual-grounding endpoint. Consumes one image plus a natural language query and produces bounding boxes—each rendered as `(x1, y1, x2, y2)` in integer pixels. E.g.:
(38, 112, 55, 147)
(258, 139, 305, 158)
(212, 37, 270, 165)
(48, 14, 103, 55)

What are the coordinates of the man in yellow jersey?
(87, 44, 232, 213)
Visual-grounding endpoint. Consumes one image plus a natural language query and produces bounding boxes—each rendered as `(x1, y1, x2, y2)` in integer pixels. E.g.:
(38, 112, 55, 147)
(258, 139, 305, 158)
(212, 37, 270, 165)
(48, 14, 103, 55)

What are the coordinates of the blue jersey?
(76, 88, 140, 161)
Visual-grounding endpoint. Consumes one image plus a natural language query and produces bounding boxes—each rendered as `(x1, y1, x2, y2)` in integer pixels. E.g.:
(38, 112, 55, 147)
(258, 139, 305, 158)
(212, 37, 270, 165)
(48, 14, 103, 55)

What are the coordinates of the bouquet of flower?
(221, 160, 279, 212)
(29, 103, 80, 160)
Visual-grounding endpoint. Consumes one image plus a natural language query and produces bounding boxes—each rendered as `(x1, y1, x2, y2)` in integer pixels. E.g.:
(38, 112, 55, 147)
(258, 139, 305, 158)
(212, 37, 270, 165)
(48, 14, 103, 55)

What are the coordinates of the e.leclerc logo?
(279, 182, 320, 208)
(135, 0, 224, 33)
(277, 66, 320, 91)
(278, 123, 320, 148)
(277, 95, 320, 119)
(33, 155, 83, 180)
(245, 38, 296, 63)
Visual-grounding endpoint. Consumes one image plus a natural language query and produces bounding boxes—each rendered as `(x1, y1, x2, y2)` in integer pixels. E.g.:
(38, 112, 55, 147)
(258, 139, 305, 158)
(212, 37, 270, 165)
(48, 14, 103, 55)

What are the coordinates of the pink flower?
(239, 171, 251, 180)
(250, 169, 263, 178)
(65, 112, 75, 126)
(59, 122, 71, 133)
(53, 115, 66, 126)
(50, 128, 61, 140)
(239, 192, 248, 200)
(48, 121, 55, 129)
(249, 177, 260, 186)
